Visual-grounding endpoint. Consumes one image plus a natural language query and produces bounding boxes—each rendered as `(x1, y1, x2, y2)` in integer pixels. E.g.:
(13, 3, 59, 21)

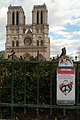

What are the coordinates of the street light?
(8, 50, 15, 60)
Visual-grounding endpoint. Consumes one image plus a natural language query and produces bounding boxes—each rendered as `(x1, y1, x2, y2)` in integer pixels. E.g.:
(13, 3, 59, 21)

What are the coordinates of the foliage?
(0, 60, 57, 118)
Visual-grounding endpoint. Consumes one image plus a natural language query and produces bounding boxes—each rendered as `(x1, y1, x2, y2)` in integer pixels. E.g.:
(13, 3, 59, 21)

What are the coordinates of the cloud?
(0, 31, 6, 42)
(0, 31, 6, 50)
(56, 31, 80, 39)
(69, 17, 80, 26)
(49, 0, 80, 26)
(0, 7, 7, 27)
(50, 39, 80, 57)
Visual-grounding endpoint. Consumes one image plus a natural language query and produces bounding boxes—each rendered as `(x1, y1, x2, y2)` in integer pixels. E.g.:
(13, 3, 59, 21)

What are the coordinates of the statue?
(60, 47, 66, 58)
(59, 47, 67, 64)
(59, 47, 73, 66)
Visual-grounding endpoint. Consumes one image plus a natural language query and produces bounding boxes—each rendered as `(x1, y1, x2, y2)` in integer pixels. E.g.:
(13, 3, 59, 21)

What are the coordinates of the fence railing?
(0, 60, 80, 119)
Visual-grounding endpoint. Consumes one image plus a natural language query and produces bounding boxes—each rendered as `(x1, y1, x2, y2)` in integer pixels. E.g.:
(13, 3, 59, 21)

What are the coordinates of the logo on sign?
(59, 80, 73, 95)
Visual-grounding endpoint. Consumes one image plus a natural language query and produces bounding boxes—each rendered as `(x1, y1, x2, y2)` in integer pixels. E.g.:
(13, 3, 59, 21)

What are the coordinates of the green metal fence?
(0, 60, 80, 119)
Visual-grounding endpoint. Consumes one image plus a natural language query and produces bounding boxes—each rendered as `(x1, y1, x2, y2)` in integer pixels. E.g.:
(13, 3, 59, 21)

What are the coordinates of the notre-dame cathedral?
(5, 3, 50, 60)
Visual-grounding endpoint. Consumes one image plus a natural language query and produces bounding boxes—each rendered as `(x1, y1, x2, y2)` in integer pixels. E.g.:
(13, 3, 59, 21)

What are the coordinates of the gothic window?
(37, 28, 39, 33)
(41, 40, 43, 46)
(16, 40, 19, 46)
(23, 29, 25, 34)
(12, 41, 14, 46)
(6, 28, 8, 35)
(12, 12, 15, 25)
(16, 11, 19, 25)
(37, 40, 39, 46)
(40, 28, 43, 33)
(24, 16, 25, 25)
(41, 11, 43, 24)
(16, 29, 19, 34)
(37, 11, 39, 24)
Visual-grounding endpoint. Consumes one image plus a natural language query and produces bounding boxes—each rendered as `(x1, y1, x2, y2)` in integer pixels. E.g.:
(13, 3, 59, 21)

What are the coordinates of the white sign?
(57, 66, 75, 105)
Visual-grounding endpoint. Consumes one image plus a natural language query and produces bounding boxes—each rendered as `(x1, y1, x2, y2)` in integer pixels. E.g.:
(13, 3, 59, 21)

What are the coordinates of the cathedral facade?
(5, 3, 50, 60)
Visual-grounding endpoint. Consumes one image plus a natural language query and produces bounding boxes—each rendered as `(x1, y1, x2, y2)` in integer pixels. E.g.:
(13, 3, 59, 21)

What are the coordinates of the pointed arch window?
(16, 40, 19, 46)
(40, 28, 43, 33)
(41, 11, 43, 24)
(12, 41, 14, 46)
(16, 11, 19, 25)
(24, 16, 25, 25)
(37, 11, 39, 24)
(37, 28, 39, 33)
(41, 40, 43, 46)
(12, 12, 15, 25)
(37, 40, 39, 46)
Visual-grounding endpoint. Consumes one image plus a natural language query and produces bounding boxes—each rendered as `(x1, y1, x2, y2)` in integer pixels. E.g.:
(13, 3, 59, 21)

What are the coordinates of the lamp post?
(37, 50, 39, 61)
(8, 50, 15, 60)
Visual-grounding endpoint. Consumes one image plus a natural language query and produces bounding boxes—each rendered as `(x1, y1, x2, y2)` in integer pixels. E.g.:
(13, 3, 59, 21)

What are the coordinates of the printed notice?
(57, 67, 75, 105)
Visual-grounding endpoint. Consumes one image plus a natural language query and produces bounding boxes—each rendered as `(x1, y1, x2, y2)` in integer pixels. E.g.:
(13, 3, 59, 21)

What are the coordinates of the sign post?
(57, 57, 75, 105)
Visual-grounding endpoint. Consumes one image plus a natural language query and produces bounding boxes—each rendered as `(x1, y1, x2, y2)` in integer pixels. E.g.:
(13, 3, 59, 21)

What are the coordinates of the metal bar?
(0, 60, 80, 64)
(63, 109, 66, 116)
(11, 62, 14, 117)
(0, 87, 1, 118)
(0, 103, 80, 109)
(24, 62, 26, 113)
(37, 63, 39, 118)
(50, 67, 52, 118)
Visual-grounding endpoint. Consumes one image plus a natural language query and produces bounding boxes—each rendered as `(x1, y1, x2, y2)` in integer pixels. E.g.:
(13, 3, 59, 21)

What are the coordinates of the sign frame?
(56, 66, 75, 105)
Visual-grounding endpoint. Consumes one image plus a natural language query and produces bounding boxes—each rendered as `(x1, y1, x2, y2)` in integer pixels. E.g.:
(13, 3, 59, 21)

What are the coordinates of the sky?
(0, 0, 80, 59)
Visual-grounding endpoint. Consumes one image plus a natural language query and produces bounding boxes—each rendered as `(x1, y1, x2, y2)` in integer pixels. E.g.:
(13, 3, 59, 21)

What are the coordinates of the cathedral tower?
(5, 4, 50, 60)
(5, 5, 25, 59)
(32, 3, 50, 60)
